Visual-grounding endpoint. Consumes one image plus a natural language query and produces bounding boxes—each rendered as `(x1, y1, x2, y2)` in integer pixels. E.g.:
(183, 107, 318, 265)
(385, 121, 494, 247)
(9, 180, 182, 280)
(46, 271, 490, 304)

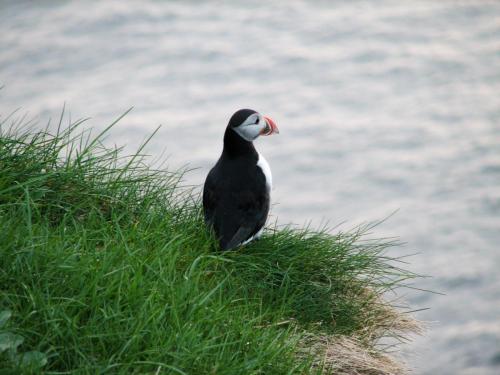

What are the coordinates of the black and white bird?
(203, 109, 279, 251)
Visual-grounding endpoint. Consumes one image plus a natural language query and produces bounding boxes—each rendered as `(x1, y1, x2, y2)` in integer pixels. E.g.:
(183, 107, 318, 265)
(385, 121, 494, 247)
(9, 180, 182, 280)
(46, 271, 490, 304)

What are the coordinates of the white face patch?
(232, 113, 266, 142)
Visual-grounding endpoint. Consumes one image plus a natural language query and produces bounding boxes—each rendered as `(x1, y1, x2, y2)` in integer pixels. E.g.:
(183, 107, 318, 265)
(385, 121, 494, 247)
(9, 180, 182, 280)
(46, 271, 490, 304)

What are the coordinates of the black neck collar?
(222, 127, 257, 159)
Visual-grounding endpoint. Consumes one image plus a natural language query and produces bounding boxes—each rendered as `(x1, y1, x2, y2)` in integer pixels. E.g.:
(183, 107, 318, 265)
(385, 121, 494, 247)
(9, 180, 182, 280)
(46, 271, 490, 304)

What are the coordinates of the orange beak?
(261, 116, 279, 136)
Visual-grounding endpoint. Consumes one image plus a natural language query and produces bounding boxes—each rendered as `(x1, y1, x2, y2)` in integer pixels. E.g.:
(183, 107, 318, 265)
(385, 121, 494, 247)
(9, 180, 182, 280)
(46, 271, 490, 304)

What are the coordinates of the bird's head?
(228, 109, 279, 142)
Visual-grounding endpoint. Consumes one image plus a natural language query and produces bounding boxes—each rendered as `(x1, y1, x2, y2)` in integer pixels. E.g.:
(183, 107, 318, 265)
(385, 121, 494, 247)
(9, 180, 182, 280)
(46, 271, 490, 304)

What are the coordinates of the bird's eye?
(255, 117, 260, 124)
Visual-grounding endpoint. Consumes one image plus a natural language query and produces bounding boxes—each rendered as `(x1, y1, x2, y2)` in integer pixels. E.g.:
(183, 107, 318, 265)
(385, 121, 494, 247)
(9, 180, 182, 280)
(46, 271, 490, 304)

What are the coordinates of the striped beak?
(261, 116, 279, 136)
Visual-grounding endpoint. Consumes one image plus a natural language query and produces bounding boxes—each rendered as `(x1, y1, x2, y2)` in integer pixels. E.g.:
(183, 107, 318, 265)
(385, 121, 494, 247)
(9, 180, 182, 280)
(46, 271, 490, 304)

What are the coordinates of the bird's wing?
(223, 226, 255, 251)
(217, 189, 269, 250)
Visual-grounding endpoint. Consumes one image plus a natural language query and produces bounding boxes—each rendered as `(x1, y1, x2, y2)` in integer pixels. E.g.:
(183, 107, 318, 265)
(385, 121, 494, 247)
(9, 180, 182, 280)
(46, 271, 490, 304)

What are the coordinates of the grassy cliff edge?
(0, 112, 421, 374)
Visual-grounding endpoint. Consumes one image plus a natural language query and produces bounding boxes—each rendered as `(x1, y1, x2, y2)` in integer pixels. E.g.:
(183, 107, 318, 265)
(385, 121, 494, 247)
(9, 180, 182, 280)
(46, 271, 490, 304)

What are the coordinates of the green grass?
(0, 110, 420, 374)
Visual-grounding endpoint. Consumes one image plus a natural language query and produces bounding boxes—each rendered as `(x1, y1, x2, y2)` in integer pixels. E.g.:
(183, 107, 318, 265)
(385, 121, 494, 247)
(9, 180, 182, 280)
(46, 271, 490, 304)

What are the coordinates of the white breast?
(257, 152, 272, 192)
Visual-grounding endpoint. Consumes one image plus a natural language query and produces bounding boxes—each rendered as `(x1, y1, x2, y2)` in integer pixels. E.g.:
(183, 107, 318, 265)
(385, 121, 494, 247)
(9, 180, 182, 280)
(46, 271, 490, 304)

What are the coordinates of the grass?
(0, 109, 421, 374)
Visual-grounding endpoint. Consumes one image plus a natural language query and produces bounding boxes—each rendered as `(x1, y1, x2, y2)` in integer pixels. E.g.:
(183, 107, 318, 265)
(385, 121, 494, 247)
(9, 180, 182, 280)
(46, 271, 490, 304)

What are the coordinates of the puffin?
(203, 109, 279, 251)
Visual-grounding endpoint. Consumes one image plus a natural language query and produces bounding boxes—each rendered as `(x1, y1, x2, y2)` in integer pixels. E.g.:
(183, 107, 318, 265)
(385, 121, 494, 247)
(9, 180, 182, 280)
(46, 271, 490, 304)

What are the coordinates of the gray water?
(1, 1, 499, 373)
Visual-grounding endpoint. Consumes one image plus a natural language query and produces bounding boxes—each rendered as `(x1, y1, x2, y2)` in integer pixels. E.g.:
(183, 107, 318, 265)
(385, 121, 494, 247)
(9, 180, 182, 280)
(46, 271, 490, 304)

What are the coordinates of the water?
(1, 1, 499, 373)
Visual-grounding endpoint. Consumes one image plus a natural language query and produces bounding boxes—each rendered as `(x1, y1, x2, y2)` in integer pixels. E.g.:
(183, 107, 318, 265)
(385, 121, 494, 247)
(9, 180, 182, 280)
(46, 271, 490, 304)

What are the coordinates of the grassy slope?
(0, 112, 420, 374)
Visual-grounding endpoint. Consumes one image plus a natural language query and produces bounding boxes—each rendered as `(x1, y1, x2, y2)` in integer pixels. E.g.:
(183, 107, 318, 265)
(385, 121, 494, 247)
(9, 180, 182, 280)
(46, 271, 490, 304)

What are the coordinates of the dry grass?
(318, 335, 406, 375)
(301, 288, 423, 374)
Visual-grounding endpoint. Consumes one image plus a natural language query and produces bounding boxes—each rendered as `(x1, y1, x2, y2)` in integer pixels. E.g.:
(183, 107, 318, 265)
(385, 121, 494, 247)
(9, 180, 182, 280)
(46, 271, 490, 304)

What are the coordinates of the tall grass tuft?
(0, 110, 421, 374)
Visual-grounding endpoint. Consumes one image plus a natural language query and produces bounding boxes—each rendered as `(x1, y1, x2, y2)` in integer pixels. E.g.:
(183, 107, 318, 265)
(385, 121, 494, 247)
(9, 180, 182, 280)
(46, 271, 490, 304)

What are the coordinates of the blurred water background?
(1, 1, 499, 373)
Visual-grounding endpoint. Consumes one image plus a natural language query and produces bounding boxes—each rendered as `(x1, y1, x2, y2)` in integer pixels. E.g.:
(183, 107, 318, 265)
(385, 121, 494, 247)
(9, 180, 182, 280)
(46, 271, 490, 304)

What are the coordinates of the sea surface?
(1, 1, 499, 374)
